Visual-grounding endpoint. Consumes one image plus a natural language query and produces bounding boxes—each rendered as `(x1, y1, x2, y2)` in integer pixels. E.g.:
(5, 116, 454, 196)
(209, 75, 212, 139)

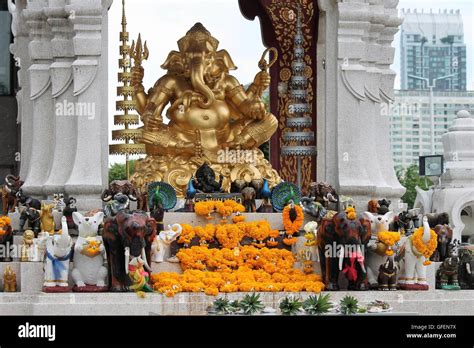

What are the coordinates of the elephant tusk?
(141, 247, 152, 272)
(467, 263, 471, 275)
(338, 246, 344, 271)
(125, 247, 130, 274)
(357, 245, 366, 273)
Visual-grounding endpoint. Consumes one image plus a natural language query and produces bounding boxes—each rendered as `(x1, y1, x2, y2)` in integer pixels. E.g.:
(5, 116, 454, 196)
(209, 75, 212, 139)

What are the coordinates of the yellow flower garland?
(411, 226, 438, 265)
(177, 224, 195, 245)
(377, 231, 401, 256)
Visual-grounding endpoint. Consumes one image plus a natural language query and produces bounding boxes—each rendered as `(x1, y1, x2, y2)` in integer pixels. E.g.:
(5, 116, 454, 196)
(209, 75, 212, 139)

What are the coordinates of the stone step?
(1, 290, 473, 315)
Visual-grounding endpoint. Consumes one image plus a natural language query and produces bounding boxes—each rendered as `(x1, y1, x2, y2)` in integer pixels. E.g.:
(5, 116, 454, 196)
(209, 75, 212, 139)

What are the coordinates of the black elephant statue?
(103, 210, 157, 292)
(458, 247, 474, 289)
(317, 207, 371, 291)
(19, 207, 41, 235)
(101, 180, 139, 204)
(426, 212, 450, 229)
(2, 175, 23, 214)
(16, 189, 41, 210)
(436, 242, 460, 290)
(300, 198, 327, 221)
(390, 209, 418, 235)
(192, 163, 223, 193)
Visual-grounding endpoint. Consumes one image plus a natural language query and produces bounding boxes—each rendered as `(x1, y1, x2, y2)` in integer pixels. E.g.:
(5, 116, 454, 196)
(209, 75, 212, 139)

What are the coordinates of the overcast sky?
(107, 0, 474, 164)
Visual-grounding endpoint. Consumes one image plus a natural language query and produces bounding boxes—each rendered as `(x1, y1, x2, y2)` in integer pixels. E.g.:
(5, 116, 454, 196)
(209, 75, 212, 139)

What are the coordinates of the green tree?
(108, 160, 136, 183)
(396, 165, 433, 209)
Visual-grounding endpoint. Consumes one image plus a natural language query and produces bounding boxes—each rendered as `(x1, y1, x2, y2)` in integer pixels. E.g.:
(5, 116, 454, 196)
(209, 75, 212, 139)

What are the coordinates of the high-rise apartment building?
(400, 9, 467, 91)
(389, 90, 474, 167)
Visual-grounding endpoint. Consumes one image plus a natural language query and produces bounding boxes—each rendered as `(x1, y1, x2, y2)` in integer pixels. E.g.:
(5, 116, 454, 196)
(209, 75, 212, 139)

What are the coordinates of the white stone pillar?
(63, 0, 111, 210)
(317, 0, 405, 210)
(22, 0, 54, 197)
(8, 0, 33, 180)
(42, 0, 77, 194)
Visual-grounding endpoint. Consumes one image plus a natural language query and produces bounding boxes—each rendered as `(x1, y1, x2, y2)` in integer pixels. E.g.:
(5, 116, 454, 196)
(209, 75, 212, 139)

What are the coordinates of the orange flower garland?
(266, 229, 280, 247)
(177, 224, 195, 245)
(215, 224, 245, 249)
(194, 224, 216, 245)
(282, 204, 303, 246)
(195, 200, 245, 222)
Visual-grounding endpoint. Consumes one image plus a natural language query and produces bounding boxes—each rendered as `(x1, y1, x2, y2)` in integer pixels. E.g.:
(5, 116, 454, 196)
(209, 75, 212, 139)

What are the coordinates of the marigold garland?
(377, 231, 401, 256)
(151, 264, 325, 297)
(411, 226, 438, 265)
(282, 204, 304, 235)
(195, 200, 245, 221)
(177, 224, 195, 245)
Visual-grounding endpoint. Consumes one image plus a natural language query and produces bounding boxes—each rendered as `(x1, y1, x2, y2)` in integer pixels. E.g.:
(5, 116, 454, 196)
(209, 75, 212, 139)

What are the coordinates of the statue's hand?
(131, 66, 144, 88)
(241, 99, 267, 120)
(253, 71, 271, 90)
(144, 116, 161, 130)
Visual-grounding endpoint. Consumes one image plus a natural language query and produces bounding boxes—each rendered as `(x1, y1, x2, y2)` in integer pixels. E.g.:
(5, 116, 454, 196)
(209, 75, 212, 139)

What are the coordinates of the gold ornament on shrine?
(109, 0, 146, 178)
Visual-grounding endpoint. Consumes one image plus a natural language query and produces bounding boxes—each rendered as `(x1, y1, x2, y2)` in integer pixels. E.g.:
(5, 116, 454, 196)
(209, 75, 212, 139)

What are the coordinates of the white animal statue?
(43, 217, 73, 290)
(364, 211, 396, 288)
(398, 216, 437, 290)
(303, 221, 318, 261)
(151, 224, 182, 263)
(71, 212, 107, 290)
(32, 232, 51, 262)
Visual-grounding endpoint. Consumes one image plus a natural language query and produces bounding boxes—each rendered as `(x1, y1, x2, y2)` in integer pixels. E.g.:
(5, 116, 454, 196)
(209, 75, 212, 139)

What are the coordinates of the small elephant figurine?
(458, 247, 474, 289)
(398, 216, 437, 290)
(43, 217, 73, 292)
(0, 216, 13, 262)
(71, 211, 108, 292)
(19, 207, 41, 235)
(436, 242, 460, 290)
(425, 212, 450, 229)
(151, 224, 182, 263)
(317, 207, 371, 291)
(377, 256, 398, 290)
(377, 199, 391, 215)
(103, 210, 157, 292)
(241, 186, 256, 212)
(431, 224, 453, 262)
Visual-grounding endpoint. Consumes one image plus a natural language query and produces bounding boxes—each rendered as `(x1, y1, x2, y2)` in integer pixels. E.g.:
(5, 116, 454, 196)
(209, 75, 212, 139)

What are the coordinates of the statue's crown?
(178, 23, 219, 52)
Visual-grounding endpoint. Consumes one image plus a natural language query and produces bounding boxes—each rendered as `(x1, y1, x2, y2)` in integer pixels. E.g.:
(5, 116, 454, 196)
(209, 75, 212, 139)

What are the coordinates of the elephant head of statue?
(103, 210, 157, 291)
(161, 23, 237, 109)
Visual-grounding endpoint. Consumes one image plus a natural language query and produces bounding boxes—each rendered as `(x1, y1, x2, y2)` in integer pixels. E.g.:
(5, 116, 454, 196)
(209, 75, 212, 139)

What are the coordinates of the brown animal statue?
(431, 224, 453, 262)
(101, 180, 139, 206)
(377, 256, 397, 290)
(103, 210, 157, 292)
(317, 207, 371, 290)
(3, 266, 17, 292)
(1, 175, 23, 214)
(241, 187, 257, 212)
(309, 182, 338, 209)
(367, 199, 379, 214)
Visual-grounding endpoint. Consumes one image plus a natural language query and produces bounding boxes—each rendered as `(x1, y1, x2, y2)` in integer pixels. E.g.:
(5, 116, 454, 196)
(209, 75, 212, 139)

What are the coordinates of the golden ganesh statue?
(130, 23, 281, 196)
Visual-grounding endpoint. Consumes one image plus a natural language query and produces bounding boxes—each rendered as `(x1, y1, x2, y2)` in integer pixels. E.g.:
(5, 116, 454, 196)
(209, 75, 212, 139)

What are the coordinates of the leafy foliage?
(240, 293, 264, 315)
(339, 295, 359, 315)
(279, 296, 303, 316)
(108, 160, 135, 183)
(303, 294, 333, 315)
(396, 165, 433, 209)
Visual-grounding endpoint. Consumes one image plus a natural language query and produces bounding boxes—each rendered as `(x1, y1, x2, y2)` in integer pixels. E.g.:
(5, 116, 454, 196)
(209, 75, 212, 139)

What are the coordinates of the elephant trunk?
(190, 57, 215, 109)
